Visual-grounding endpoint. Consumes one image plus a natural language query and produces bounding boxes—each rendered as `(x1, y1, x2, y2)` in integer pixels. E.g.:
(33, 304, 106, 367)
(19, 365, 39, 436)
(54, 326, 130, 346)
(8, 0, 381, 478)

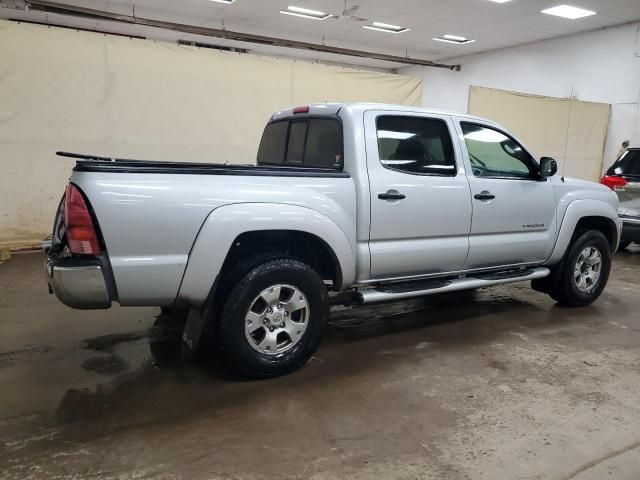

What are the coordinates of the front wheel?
(549, 230, 611, 307)
(219, 258, 329, 378)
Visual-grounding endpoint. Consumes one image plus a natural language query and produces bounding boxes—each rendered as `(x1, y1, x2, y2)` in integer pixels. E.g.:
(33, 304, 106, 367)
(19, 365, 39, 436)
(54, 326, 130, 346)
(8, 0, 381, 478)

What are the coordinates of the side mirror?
(540, 157, 558, 178)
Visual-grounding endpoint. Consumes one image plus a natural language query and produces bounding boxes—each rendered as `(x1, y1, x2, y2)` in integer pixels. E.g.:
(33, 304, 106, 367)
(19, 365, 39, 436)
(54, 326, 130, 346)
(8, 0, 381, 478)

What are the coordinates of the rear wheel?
(548, 230, 611, 307)
(219, 258, 328, 378)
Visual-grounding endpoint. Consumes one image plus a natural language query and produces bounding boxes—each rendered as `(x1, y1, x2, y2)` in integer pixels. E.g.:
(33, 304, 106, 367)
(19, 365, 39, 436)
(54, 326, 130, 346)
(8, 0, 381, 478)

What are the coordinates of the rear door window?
(376, 116, 456, 176)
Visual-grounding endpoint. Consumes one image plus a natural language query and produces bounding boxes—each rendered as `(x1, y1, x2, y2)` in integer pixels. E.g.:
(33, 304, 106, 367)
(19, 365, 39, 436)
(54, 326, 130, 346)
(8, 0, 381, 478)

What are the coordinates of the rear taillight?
(64, 183, 100, 255)
(601, 175, 627, 191)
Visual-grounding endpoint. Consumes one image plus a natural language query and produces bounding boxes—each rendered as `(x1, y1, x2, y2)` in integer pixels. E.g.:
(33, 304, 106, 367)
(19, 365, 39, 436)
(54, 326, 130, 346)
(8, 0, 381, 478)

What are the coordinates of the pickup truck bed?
(58, 152, 357, 307)
(66, 151, 351, 177)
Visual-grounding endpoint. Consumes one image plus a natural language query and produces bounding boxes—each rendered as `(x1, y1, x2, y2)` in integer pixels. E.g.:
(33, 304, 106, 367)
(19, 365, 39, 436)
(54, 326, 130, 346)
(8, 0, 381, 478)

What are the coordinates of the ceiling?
(1, 0, 639, 69)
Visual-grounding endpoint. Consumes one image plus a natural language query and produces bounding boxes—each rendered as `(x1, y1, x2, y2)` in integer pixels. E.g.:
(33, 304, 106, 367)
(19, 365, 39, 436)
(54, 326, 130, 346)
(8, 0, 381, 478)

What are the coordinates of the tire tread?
(219, 257, 328, 378)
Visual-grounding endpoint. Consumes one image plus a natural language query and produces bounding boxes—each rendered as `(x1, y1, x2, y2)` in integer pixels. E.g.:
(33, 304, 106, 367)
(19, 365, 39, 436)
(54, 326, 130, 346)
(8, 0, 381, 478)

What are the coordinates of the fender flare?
(545, 199, 621, 266)
(177, 203, 357, 306)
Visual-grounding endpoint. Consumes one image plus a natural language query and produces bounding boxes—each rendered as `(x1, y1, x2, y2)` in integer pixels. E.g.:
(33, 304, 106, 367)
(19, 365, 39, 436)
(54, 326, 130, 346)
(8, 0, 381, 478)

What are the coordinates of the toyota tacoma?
(44, 103, 622, 377)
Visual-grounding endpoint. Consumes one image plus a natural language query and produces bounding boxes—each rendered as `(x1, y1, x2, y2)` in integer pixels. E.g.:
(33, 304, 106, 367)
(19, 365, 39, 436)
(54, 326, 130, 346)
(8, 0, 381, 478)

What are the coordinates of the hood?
(561, 176, 609, 192)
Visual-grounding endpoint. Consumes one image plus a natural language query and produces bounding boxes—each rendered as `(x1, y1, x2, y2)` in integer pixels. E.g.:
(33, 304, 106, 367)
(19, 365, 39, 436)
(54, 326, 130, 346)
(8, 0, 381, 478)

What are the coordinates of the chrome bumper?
(44, 257, 111, 309)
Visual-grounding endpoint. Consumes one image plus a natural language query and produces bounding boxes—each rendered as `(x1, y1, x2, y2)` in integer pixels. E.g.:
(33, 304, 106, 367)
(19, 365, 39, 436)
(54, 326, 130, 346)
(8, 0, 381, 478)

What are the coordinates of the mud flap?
(532, 259, 564, 294)
(182, 308, 206, 352)
(181, 275, 220, 355)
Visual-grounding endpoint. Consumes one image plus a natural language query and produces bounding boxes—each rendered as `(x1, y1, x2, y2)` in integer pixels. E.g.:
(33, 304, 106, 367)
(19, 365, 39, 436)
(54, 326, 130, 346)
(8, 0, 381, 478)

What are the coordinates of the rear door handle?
(378, 190, 406, 201)
(474, 191, 495, 201)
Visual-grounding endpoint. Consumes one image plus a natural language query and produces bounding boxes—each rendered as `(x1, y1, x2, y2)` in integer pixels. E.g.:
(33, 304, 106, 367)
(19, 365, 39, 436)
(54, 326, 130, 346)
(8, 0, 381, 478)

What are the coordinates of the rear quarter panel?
(71, 170, 356, 306)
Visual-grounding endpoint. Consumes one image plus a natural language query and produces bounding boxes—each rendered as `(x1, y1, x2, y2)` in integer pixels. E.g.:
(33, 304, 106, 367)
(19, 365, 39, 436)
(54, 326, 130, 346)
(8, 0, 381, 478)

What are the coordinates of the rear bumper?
(44, 257, 112, 309)
(621, 216, 640, 242)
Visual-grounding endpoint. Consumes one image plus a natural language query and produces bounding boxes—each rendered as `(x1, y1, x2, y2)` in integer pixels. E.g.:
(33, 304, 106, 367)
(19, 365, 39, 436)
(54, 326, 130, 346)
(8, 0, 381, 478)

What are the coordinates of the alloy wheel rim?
(244, 284, 309, 355)
(573, 246, 602, 293)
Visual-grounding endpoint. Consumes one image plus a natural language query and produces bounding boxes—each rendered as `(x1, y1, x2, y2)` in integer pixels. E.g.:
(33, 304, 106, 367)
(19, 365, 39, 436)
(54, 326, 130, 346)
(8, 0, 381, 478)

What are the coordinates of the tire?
(548, 230, 611, 307)
(618, 240, 631, 250)
(219, 258, 329, 378)
(196, 253, 283, 361)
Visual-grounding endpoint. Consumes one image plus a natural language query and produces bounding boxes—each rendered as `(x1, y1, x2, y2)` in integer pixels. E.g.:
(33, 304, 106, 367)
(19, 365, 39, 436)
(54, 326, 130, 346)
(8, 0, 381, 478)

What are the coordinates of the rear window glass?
(607, 149, 640, 178)
(286, 122, 307, 164)
(257, 122, 287, 165)
(305, 119, 342, 169)
(257, 118, 342, 170)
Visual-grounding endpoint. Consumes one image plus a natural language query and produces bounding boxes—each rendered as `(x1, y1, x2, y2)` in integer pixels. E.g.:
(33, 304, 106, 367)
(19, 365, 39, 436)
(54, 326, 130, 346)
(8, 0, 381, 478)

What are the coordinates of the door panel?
(464, 178, 557, 268)
(365, 111, 472, 279)
(455, 120, 558, 269)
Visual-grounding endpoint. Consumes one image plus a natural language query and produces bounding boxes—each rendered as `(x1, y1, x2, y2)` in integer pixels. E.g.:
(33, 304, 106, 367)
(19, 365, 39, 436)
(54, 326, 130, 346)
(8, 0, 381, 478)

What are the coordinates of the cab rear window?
(257, 118, 343, 170)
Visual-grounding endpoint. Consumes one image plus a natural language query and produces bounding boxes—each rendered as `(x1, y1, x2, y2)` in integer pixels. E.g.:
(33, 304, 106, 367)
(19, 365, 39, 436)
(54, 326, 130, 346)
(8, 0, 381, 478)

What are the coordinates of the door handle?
(474, 191, 495, 201)
(378, 190, 406, 201)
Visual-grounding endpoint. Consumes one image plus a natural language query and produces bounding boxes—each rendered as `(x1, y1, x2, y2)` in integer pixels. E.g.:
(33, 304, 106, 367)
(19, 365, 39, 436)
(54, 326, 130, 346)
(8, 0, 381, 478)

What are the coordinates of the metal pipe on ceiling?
(25, 0, 461, 71)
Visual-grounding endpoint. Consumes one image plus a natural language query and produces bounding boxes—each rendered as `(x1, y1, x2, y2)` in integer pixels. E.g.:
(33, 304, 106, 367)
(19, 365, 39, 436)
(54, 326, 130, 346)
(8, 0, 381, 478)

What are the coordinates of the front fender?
(545, 199, 621, 266)
(177, 203, 357, 306)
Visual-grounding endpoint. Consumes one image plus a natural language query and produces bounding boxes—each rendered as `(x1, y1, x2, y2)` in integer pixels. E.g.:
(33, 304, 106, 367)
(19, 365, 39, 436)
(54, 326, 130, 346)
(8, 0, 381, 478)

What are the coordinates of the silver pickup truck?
(45, 103, 622, 377)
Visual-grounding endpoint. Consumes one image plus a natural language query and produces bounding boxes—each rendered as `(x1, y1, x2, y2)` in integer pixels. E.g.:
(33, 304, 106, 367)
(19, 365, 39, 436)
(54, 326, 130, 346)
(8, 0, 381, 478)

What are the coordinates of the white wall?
(404, 22, 640, 173)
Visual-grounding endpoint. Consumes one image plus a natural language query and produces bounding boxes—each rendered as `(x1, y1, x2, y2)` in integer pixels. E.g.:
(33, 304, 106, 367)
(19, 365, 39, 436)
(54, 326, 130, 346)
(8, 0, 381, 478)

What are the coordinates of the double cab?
(45, 103, 622, 377)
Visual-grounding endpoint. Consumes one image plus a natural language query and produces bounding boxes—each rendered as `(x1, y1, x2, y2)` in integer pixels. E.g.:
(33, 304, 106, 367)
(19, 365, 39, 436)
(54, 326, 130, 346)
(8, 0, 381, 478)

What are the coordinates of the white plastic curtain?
(0, 20, 421, 245)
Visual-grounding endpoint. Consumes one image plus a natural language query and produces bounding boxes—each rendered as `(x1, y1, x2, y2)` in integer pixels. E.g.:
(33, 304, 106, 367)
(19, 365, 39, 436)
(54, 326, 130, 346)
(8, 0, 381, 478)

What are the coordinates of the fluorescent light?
(444, 34, 468, 41)
(433, 36, 475, 45)
(541, 5, 596, 19)
(486, 0, 512, 3)
(280, 5, 330, 20)
(280, 11, 327, 20)
(287, 5, 327, 16)
(363, 22, 410, 33)
(373, 21, 402, 30)
(208, 0, 236, 3)
(363, 25, 410, 33)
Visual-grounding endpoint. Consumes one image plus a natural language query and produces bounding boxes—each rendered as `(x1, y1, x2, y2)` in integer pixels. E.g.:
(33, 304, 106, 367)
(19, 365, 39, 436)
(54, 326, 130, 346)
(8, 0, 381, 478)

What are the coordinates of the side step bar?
(355, 267, 550, 304)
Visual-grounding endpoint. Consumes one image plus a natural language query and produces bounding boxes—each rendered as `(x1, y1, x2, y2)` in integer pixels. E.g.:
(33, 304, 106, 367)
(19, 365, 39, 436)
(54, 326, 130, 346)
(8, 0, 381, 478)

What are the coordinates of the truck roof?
(270, 102, 491, 124)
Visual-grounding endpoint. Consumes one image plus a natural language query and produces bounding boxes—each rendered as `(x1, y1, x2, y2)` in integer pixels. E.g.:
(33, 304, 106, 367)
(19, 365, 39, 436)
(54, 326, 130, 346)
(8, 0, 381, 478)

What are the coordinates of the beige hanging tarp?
(468, 85, 610, 182)
(0, 19, 421, 246)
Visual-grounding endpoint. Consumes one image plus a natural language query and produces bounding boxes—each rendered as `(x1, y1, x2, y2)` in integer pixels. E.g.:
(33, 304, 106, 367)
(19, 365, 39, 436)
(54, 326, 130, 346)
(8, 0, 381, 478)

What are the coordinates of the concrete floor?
(1, 251, 640, 479)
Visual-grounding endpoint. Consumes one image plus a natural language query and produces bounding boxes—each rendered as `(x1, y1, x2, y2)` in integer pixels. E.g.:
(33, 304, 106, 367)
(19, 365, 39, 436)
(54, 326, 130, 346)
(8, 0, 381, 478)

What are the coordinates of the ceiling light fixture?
(541, 4, 596, 19)
(443, 34, 469, 41)
(280, 5, 331, 20)
(433, 35, 475, 45)
(208, 0, 237, 4)
(486, 0, 513, 3)
(363, 21, 410, 33)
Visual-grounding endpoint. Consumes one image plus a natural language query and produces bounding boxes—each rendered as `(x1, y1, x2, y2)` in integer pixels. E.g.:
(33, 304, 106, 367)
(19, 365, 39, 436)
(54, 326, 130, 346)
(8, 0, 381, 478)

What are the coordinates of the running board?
(355, 267, 550, 304)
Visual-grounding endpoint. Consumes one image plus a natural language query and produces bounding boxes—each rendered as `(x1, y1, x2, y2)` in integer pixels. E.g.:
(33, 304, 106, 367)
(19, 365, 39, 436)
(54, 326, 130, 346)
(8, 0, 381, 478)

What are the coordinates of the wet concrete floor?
(1, 250, 640, 479)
